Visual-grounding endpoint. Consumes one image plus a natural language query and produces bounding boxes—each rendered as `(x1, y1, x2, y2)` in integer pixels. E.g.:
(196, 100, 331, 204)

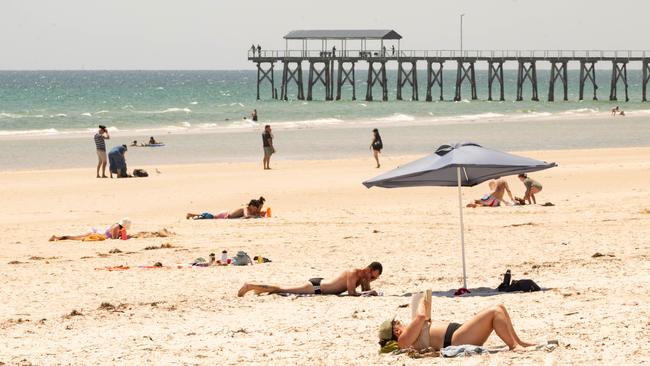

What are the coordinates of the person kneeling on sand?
(378, 298, 538, 352)
(518, 173, 543, 204)
(49, 218, 132, 241)
(238, 261, 383, 297)
(186, 197, 266, 220)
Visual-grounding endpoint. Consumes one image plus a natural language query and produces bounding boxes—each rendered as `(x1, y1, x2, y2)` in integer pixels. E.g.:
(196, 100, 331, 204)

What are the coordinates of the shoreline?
(1, 115, 649, 172)
(0, 109, 645, 141)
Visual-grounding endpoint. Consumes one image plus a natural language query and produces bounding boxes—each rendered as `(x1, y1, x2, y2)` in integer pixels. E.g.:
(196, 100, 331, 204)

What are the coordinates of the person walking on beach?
(238, 262, 383, 297)
(262, 125, 274, 170)
(251, 109, 258, 122)
(518, 173, 543, 204)
(370, 128, 383, 168)
(94, 125, 110, 178)
(611, 106, 619, 116)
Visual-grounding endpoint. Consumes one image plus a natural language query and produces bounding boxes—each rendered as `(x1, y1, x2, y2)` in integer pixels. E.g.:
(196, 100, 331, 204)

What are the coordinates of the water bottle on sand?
(265, 207, 272, 217)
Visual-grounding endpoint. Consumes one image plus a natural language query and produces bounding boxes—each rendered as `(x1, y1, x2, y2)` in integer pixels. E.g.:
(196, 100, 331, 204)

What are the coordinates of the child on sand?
(49, 218, 131, 241)
(518, 173, 543, 204)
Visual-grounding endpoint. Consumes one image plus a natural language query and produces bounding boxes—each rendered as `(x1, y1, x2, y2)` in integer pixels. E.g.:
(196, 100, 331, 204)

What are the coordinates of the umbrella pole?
(457, 167, 468, 289)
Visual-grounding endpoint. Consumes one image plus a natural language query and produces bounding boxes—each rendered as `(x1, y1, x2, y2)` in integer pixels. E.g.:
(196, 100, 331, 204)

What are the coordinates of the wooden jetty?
(250, 29, 650, 102)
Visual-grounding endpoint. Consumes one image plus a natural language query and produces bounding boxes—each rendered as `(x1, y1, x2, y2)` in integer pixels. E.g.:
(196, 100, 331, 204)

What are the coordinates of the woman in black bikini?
(378, 298, 536, 351)
(370, 128, 383, 168)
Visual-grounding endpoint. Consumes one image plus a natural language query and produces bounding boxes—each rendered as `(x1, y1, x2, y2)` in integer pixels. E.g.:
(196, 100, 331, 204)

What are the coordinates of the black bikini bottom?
(444, 322, 462, 348)
(309, 277, 323, 295)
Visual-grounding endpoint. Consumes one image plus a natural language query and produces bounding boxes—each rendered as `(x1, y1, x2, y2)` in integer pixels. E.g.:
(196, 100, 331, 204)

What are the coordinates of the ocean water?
(0, 70, 649, 170)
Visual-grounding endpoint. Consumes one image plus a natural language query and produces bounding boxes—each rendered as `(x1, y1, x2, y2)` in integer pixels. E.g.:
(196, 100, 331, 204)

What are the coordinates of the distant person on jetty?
(467, 179, 514, 207)
(108, 145, 129, 178)
(378, 300, 538, 352)
(262, 124, 275, 170)
(257, 44, 261, 56)
(518, 173, 543, 204)
(49, 218, 131, 241)
(186, 197, 266, 220)
(251, 109, 258, 122)
(250, 44, 256, 56)
(94, 125, 110, 178)
(370, 128, 383, 168)
(238, 262, 383, 297)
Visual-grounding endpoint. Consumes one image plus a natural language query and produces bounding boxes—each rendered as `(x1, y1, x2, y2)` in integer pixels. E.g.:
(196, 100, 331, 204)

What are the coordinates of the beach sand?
(1, 147, 649, 365)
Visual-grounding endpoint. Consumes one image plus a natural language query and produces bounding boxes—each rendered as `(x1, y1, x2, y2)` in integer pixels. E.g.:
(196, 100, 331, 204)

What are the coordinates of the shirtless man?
(237, 262, 383, 297)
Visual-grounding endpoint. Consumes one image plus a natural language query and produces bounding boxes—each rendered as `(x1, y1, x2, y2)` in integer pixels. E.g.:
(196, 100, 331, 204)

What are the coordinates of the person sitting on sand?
(467, 179, 513, 207)
(148, 136, 159, 145)
(49, 218, 132, 241)
(238, 262, 383, 297)
(130, 140, 139, 147)
(518, 173, 543, 204)
(378, 298, 538, 352)
(186, 197, 266, 220)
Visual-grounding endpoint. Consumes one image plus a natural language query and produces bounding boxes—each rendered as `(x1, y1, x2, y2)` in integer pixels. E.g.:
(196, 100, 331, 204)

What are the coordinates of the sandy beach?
(1, 147, 650, 365)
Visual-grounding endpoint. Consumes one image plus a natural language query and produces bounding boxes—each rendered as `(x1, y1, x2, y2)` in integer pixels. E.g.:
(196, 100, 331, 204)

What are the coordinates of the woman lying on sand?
(378, 298, 537, 352)
(49, 218, 131, 241)
(186, 197, 266, 220)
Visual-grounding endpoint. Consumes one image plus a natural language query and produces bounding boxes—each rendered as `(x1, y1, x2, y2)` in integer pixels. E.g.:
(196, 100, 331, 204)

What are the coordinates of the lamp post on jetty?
(460, 13, 465, 57)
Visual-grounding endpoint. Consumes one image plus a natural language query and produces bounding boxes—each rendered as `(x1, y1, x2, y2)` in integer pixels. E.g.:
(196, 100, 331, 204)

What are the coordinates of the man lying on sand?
(238, 262, 383, 297)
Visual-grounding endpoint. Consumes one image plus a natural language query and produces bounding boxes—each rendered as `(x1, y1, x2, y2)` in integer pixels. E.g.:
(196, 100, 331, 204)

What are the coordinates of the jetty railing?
(248, 49, 650, 102)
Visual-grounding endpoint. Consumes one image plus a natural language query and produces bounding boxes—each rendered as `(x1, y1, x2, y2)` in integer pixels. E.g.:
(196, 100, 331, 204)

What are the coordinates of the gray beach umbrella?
(362, 142, 557, 290)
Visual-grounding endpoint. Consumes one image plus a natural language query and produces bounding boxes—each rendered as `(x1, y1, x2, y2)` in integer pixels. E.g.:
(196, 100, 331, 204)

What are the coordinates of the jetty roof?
(284, 29, 402, 40)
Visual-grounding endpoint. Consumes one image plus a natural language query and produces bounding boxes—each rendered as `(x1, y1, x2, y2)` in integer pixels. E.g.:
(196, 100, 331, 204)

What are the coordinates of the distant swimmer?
(238, 262, 383, 297)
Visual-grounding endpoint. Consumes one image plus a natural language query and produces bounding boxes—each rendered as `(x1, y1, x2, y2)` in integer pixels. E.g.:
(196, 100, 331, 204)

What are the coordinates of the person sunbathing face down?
(237, 262, 383, 297)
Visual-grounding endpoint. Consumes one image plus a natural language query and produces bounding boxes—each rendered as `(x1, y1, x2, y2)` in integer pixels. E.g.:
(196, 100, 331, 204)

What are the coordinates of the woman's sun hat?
(378, 317, 396, 341)
(118, 217, 132, 230)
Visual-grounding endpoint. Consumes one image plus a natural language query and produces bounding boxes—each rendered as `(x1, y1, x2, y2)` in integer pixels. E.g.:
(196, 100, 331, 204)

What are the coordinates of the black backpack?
(497, 270, 540, 292)
(133, 169, 148, 177)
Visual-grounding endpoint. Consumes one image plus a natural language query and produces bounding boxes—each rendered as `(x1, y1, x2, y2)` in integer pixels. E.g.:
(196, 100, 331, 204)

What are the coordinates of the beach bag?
(372, 140, 383, 150)
(133, 169, 148, 177)
(505, 279, 541, 292)
(232, 251, 252, 266)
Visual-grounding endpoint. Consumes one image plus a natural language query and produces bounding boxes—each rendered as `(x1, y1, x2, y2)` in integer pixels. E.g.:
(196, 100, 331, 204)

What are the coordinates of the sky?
(1, 0, 648, 70)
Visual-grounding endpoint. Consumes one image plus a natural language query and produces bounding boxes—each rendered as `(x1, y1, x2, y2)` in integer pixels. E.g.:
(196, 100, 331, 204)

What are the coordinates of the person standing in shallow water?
(370, 128, 383, 168)
(262, 125, 274, 170)
(251, 109, 258, 122)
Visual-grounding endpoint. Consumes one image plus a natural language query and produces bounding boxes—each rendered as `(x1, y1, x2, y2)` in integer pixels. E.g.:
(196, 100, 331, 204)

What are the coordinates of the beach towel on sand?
(82, 233, 106, 241)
